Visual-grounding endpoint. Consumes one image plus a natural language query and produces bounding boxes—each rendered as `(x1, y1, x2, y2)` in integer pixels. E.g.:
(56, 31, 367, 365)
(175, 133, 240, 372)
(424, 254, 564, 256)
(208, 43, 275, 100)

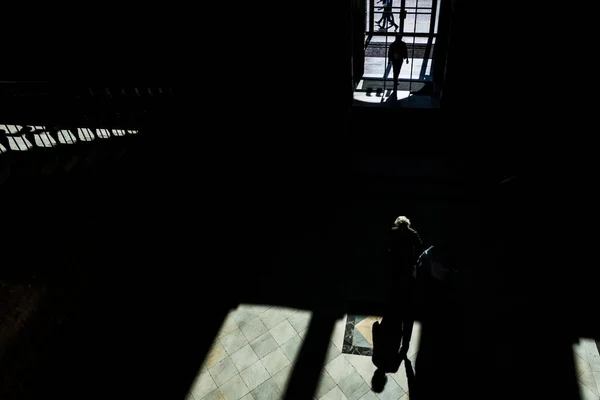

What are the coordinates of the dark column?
(438, 0, 462, 110)
(349, 0, 356, 106)
(351, 0, 366, 88)
(431, 0, 452, 94)
(399, 0, 407, 33)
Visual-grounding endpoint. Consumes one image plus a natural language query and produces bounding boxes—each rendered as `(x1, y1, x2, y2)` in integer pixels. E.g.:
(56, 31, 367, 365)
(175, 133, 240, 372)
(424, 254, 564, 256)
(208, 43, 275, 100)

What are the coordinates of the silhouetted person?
(376, 0, 398, 31)
(400, 7, 407, 21)
(372, 216, 422, 374)
(388, 35, 409, 93)
(375, 0, 387, 27)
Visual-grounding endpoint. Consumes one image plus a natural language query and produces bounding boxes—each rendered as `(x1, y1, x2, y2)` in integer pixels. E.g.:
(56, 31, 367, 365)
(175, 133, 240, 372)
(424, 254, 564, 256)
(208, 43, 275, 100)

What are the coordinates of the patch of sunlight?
(189, 304, 313, 400)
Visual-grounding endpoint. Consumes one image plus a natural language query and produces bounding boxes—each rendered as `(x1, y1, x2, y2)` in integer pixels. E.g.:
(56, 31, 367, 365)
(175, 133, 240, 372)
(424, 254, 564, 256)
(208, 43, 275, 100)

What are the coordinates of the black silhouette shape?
(376, 0, 399, 31)
(371, 368, 388, 393)
(372, 216, 422, 375)
(388, 34, 409, 93)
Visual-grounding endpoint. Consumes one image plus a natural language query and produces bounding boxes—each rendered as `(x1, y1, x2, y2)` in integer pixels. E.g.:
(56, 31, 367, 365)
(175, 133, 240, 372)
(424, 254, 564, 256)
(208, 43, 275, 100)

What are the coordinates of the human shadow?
(404, 356, 417, 398)
(371, 368, 388, 392)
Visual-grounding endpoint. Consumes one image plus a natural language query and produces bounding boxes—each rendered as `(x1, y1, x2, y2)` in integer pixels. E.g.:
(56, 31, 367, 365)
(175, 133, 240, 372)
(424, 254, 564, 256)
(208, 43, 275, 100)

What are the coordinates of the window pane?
(415, 12, 431, 33)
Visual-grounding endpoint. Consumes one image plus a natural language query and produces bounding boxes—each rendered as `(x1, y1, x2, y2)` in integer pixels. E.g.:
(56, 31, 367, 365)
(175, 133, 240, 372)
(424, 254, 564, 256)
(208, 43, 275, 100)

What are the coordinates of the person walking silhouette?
(376, 0, 399, 31)
(388, 34, 409, 94)
(372, 216, 422, 374)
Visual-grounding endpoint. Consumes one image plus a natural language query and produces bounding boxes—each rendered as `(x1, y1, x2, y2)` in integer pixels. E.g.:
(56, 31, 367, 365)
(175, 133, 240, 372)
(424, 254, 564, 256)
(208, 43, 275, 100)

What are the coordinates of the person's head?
(394, 216, 411, 231)
(395, 34, 403, 41)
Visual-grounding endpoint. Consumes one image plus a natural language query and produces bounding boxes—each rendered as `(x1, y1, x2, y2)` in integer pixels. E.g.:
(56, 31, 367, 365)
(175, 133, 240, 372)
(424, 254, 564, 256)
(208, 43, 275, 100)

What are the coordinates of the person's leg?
(399, 278, 416, 358)
(389, 13, 398, 29)
(373, 278, 404, 372)
(393, 63, 400, 92)
(377, 8, 387, 26)
(380, 12, 389, 28)
(378, 313, 403, 372)
(399, 315, 414, 357)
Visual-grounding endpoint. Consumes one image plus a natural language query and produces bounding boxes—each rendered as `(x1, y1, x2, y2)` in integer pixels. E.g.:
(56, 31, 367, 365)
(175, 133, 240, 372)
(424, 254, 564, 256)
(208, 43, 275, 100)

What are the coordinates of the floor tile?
(344, 354, 378, 386)
(270, 320, 298, 345)
(240, 317, 269, 343)
(259, 307, 286, 330)
(280, 335, 303, 363)
(217, 314, 240, 340)
(375, 376, 405, 400)
(237, 304, 264, 316)
(232, 309, 257, 328)
(325, 341, 343, 365)
(261, 348, 291, 376)
(189, 369, 217, 400)
(358, 392, 379, 400)
(219, 374, 251, 400)
(576, 352, 592, 377)
(272, 365, 293, 392)
(407, 351, 418, 366)
(338, 371, 370, 400)
(352, 331, 372, 348)
(398, 395, 409, 400)
(250, 332, 280, 359)
(315, 370, 338, 399)
(247, 304, 273, 314)
(221, 329, 250, 355)
(204, 340, 228, 368)
(240, 360, 271, 391)
(582, 339, 599, 355)
(579, 382, 600, 400)
(594, 371, 600, 397)
(209, 357, 239, 387)
(241, 394, 256, 400)
(231, 344, 260, 372)
(580, 367, 600, 397)
(390, 365, 409, 394)
(575, 342, 589, 362)
(288, 310, 312, 333)
(278, 307, 300, 319)
(320, 386, 349, 400)
(326, 354, 357, 384)
(298, 329, 308, 340)
(406, 323, 421, 358)
(354, 317, 380, 347)
(201, 390, 219, 400)
(588, 344, 600, 373)
(251, 377, 283, 400)
(331, 316, 348, 351)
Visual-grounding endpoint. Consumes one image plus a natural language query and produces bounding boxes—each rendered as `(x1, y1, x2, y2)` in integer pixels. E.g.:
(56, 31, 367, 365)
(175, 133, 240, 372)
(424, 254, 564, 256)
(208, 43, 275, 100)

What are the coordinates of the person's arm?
(410, 230, 423, 263)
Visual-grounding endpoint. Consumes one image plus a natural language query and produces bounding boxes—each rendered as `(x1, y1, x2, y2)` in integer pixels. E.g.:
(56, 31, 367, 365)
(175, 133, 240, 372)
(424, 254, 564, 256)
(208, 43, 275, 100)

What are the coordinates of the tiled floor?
(188, 304, 600, 400)
(187, 305, 418, 400)
(573, 338, 600, 400)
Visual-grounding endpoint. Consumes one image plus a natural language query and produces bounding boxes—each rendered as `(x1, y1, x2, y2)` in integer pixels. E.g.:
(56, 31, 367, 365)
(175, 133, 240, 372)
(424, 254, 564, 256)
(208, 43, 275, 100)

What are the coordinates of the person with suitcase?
(372, 216, 422, 373)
